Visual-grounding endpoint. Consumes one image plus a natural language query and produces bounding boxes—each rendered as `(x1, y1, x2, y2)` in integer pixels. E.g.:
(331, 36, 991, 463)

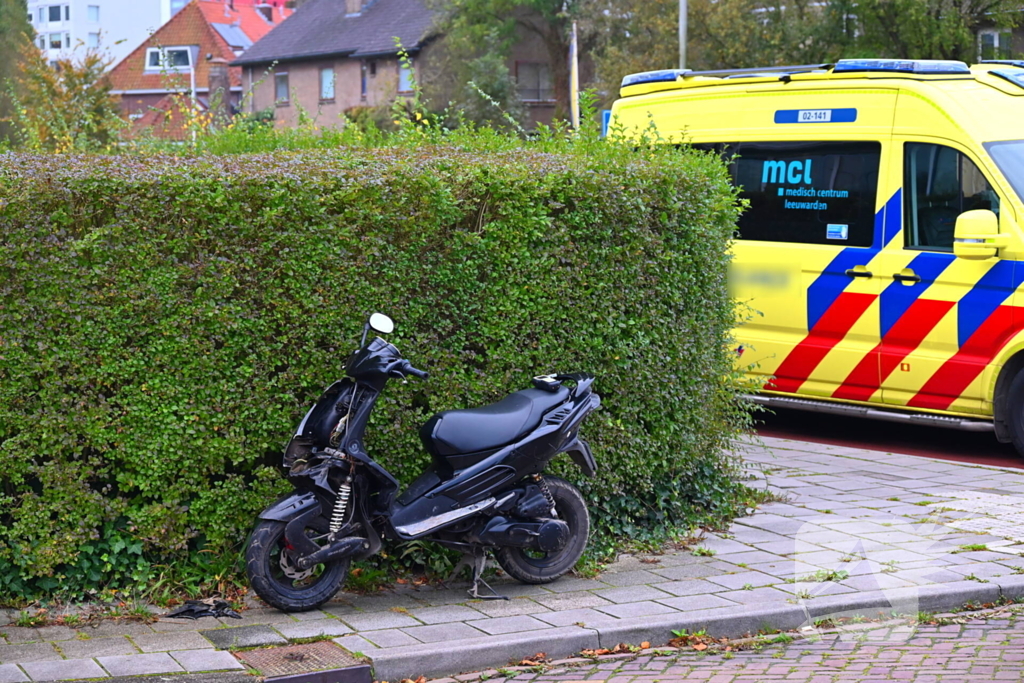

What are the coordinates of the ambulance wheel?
(1006, 369, 1024, 459)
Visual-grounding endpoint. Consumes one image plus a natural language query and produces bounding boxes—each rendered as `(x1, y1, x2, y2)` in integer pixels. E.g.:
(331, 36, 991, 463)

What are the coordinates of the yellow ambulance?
(611, 59, 1024, 454)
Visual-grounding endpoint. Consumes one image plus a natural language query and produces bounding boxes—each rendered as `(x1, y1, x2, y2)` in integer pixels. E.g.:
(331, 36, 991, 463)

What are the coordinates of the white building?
(26, 0, 187, 67)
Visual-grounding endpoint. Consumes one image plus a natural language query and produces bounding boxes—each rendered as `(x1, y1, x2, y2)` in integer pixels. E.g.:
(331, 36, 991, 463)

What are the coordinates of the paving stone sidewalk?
(5, 436, 1024, 682)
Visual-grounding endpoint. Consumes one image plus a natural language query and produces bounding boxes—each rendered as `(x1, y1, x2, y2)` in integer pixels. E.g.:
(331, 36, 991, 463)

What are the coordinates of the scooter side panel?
(560, 437, 597, 477)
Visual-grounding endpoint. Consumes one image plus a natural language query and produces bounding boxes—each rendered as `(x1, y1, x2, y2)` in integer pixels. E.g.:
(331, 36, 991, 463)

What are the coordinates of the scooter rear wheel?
(245, 519, 349, 612)
(495, 476, 590, 584)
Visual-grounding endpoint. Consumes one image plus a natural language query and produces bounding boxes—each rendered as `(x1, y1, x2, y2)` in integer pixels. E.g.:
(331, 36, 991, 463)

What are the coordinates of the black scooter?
(246, 313, 601, 611)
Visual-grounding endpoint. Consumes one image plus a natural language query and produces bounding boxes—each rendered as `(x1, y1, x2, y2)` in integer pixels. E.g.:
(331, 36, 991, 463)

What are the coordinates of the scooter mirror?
(368, 313, 394, 334)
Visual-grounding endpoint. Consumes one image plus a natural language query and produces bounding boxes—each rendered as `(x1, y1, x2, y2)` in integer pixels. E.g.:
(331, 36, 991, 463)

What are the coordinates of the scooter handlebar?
(398, 360, 429, 380)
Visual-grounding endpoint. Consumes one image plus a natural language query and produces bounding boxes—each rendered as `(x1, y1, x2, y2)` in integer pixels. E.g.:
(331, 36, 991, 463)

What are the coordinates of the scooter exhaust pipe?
(296, 536, 368, 569)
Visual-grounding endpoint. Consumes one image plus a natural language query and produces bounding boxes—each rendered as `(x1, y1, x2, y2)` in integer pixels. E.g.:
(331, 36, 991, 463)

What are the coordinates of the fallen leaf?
(396, 578, 408, 585)
(640, 641, 650, 649)
(692, 643, 707, 652)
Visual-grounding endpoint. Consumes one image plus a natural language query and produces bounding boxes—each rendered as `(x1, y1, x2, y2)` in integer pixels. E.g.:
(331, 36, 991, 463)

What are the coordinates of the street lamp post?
(679, 0, 687, 69)
(190, 61, 197, 143)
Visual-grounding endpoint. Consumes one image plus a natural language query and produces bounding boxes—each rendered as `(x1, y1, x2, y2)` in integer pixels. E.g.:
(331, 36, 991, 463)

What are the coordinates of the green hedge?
(0, 142, 747, 600)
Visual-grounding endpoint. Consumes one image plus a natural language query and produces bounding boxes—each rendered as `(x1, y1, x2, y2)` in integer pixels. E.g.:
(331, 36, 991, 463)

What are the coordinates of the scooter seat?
(422, 387, 571, 457)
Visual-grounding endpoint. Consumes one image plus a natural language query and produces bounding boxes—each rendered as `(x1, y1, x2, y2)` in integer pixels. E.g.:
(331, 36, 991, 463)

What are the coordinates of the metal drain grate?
(235, 641, 363, 678)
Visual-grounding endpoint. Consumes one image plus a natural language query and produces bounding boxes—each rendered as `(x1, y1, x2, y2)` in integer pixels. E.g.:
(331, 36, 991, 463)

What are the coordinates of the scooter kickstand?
(447, 548, 509, 601)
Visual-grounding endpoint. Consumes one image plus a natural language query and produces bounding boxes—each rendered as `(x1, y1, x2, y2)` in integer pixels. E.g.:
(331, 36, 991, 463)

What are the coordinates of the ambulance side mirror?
(953, 210, 1007, 260)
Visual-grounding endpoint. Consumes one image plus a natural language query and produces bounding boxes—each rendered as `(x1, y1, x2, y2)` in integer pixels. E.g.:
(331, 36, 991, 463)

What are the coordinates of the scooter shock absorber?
(330, 476, 353, 533)
(533, 474, 556, 517)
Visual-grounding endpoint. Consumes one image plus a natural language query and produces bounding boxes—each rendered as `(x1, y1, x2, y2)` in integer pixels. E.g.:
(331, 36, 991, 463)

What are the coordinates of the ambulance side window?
(905, 143, 1000, 252)
(696, 141, 881, 246)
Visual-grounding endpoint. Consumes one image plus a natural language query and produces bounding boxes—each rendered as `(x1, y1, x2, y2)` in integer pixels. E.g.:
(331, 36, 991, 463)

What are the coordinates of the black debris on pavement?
(160, 598, 242, 620)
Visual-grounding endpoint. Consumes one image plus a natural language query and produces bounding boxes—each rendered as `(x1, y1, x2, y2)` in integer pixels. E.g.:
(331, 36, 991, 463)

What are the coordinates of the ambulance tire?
(1006, 369, 1024, 459)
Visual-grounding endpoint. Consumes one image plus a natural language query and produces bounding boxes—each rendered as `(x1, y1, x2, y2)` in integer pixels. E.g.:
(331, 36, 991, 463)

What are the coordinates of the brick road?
(489, 616, 1024, 683)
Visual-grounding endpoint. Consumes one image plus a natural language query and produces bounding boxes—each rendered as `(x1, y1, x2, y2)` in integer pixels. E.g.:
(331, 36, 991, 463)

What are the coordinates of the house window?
(145, 47, 193, 71)
(38, 7, 44, 22)
(88, 5, 100, 21)
(64, 5, 69, 20)
(516, 62, 554, 101)
(361, 62, 367, 99)
(49, 33, 62, 49)
(38, 36, 46, 49)
(275, 72, 289, 104)
(27, 12, 33, 23)
(48, 5, 61, 21)
(320, 66, 335, 101)
(369, 60, 376, 77)
(87, 32, 100, 48)
(979, 29, 1014, 61)
(398, 62, 414, 93)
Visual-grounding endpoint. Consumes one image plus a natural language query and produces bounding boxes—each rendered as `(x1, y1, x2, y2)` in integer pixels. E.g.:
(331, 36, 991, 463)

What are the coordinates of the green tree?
(591, 0, 678, 101)
(8, 38, 123, 151)
(592, 0, 1020, 105)
(419, 31, 528, 129)
(433, 0, 601, 120)
(0, 0, 33, 144)
(855, 0, 1021, 61)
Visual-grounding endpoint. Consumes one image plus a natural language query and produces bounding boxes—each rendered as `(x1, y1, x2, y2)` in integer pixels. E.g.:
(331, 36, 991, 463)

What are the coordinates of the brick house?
(107, 0, 291, 137)
(230, 0, 438, 128)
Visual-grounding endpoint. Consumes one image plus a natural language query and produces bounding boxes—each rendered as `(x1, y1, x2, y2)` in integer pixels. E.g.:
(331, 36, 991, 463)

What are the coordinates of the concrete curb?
(365, 583, 1019, 681)
(368, 626, 598, 681)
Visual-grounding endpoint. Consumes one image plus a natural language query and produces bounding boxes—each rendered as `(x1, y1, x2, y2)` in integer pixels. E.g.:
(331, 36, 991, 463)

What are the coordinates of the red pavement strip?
(435, 616, 1024, 682)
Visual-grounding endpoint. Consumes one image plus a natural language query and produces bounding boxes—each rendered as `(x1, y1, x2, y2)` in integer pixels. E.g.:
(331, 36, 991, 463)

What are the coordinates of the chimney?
(345, 0, 362, 14)
(256, 3, 274, 21)
(207, 57, 232, 126)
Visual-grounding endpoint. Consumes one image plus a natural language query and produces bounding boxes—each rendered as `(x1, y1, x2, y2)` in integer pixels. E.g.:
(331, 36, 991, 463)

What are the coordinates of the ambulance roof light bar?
(621, 59, 971, 90)
(620, 69, 692, 88)
(621, 64, 831, 88)
(833, 59, 971, 74)
(980, 60, 1024, 69)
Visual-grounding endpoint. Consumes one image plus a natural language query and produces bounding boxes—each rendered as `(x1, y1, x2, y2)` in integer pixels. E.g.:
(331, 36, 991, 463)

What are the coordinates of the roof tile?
(232, 0, 438, 66)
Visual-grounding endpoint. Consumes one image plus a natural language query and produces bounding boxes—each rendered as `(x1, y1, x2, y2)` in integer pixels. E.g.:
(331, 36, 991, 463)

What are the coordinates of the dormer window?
(146, 46, 193, 71)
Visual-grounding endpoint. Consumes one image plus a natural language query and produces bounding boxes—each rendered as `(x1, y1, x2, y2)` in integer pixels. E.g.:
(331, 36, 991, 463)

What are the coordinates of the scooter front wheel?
(245, 519, 349, 612)
(496, 476, 590, 584)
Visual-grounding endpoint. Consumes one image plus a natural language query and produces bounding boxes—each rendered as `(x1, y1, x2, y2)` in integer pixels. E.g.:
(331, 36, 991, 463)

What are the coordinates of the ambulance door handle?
(845, 268, 873, 278)
(892, 272, 921, 283)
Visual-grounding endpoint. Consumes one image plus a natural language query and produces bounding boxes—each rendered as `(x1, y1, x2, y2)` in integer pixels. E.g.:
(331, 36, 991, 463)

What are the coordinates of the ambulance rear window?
(697, 141, 881, 246)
